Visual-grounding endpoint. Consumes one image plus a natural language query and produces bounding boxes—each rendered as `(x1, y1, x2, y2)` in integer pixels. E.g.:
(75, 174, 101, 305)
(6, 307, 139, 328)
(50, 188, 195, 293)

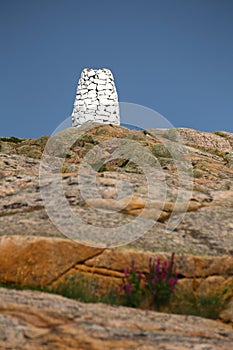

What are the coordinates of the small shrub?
(117, 253, 178, 309)
(144, 253, 178, 308)
(65, 153, 72, 159)
(117, 259, 144, 307)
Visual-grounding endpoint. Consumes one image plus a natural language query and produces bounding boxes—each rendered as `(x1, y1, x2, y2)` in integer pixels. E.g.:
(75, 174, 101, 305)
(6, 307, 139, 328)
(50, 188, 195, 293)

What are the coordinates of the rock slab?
(0, 287, 233, 350)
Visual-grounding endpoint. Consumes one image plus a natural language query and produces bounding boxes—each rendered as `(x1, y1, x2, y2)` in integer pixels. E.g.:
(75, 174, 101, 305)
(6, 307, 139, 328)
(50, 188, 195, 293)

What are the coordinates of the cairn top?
(72, 68, 120, 127)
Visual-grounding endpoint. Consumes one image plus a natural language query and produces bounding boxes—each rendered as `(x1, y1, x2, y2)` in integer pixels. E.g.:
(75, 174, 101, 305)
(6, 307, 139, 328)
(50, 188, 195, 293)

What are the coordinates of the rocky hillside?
(0, 124, 233, 349)
(0, 124, 233, 254)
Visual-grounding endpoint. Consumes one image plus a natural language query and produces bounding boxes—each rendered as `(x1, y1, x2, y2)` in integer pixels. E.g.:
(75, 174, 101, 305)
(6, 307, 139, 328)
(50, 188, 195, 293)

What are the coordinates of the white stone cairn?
(72, 68, 120, 127)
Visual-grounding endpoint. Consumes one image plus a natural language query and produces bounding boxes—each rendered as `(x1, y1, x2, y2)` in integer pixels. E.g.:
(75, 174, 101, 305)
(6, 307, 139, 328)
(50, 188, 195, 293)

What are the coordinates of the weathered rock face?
(72, 68, 120, 127)
(0, 287, 233, 350)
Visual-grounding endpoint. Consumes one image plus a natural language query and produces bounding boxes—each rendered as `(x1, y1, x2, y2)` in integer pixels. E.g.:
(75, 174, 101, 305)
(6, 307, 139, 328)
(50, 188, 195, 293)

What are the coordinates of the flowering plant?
(118, 259, 144, 307)
(118, 253, 178, 308)
(145, 252, 178, 306)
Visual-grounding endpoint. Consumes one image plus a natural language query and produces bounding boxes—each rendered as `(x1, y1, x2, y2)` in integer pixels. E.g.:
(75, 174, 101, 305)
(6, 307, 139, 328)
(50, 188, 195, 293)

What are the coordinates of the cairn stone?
(72, 68, 120, 127)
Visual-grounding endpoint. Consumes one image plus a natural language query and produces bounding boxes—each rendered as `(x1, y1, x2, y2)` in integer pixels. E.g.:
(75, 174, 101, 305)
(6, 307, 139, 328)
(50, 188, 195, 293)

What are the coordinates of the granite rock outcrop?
(0, 124, 233, 348)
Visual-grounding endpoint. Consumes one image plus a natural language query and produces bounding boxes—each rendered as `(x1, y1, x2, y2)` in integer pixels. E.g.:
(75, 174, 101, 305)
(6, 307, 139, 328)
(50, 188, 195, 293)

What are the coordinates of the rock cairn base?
(72, 68, 120, 127)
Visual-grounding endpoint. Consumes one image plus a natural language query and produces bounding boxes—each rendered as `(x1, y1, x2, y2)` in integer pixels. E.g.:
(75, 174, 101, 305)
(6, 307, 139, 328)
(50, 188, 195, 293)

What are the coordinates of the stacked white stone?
(72, 68, 120, 127)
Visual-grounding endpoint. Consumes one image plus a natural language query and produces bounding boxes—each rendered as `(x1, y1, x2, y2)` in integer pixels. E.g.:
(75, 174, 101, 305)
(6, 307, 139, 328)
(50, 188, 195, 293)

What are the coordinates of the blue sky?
(0, 0, 232, 137)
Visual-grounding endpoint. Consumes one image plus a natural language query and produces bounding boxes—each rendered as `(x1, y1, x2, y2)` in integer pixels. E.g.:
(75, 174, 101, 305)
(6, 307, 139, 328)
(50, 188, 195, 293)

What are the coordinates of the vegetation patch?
(169, 290, 228, 320)
(0, 136, 24, 143)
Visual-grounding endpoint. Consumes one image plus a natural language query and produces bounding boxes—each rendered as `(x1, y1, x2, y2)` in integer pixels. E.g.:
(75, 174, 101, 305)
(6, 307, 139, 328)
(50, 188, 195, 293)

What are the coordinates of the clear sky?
(0, 0, 233, 138)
